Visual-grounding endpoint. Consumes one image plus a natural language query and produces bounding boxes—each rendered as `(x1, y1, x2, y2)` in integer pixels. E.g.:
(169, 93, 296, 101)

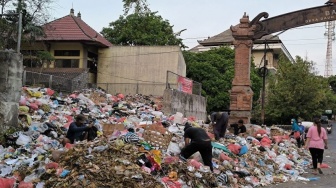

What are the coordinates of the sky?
(50, 0, 334, 75)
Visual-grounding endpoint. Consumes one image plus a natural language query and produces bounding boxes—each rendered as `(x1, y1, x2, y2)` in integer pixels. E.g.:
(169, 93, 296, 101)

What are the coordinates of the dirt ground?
(264, 149, 336, 188)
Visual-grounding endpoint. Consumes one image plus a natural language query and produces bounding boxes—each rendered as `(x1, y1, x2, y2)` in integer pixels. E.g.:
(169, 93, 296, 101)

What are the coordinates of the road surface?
(265, 122, 336, 188)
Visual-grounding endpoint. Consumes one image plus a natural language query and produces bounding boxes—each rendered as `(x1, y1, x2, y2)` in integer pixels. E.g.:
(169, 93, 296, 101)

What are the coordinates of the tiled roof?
(198, 29, 280, 46)
(39, 13, 112, 47)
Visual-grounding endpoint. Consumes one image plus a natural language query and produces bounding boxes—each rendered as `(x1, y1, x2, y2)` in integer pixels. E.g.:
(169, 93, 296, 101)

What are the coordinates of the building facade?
(21, 8, 112, 85)
(189, 29, 294, 73)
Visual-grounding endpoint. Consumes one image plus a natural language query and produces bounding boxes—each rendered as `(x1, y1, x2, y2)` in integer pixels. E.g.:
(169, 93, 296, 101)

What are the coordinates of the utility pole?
(260, 41, 268, 125)
(17, 12, 22, 53)
(17, 0, 23, 53)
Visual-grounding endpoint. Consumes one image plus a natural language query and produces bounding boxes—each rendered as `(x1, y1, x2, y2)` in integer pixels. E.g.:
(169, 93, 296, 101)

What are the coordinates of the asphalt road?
(264, 121, 336, 188)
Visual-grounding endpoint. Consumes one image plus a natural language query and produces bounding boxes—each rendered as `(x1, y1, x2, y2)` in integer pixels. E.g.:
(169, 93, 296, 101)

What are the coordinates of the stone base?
(229, 85, 253, 124)
(229, 110, 251, 125)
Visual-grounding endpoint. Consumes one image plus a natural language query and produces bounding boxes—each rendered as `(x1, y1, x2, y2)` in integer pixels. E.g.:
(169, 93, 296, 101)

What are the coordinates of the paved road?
(264, 122, 336, 188)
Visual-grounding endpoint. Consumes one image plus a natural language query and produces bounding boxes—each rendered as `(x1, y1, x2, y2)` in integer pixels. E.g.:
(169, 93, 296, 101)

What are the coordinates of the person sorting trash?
(234, 119, 247, 137)
(209, 111, 229, 140)
(180, 122, 213, 171)
(62, 114, 93, 145)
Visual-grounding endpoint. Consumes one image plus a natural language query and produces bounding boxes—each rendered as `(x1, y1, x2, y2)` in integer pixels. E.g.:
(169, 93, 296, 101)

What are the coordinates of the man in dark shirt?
(234, 119, 247, 137)
(62, 114, 92, 145)
(210, 111, 229, 140)
(180, 122, 213, 171)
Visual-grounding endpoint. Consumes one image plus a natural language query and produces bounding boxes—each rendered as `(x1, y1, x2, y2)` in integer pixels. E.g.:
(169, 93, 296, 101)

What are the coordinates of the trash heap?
(0, 87, 315, 188)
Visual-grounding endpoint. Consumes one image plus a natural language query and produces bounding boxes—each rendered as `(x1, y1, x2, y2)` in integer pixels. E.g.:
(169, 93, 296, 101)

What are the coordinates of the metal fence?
(22, 70, 88, 93)
(166, 71, 202, 95)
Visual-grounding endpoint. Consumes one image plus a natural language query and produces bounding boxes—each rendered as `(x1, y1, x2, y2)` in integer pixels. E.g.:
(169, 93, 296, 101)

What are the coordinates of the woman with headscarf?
(291, 118, 303, 147)
(304, 118, 328, 175)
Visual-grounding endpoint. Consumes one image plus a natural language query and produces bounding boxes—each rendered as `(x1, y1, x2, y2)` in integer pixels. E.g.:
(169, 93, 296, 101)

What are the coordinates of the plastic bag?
(294, 131, 300, 139)
(239, 145, 248, 156)
(46, 162, 59, 169)
(16, 134, 32, 145)
(167, 142, 181, 155)
(29, 103, 39, 110)
(227, 144, 241, 155)
(320, 163, 330, 168)
(260, 137, 272, 148)
(0, 178, 16, 188)
(189, 159, 203, 169)
(219, 153, 233, 161)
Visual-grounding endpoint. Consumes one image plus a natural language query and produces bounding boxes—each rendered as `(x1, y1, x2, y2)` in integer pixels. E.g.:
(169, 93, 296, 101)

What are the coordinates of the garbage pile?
(0, 87, 315, 188)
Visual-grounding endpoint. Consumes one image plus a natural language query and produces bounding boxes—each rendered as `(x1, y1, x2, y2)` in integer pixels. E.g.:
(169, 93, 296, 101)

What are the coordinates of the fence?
(22, 70, 88, 93)
(166, 71, 202, 95)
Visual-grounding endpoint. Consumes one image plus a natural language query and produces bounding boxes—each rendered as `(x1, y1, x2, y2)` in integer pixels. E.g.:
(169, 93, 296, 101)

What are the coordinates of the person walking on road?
(304, 118, 328, 175)
(209, 111, 229, 140)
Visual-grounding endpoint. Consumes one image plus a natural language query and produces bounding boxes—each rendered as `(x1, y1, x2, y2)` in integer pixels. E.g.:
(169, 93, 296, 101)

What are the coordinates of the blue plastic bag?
(239, 145, 248, 156)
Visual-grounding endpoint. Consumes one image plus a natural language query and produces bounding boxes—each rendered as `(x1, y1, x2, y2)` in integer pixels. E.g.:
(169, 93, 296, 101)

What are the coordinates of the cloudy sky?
(51, 0, 333, 75)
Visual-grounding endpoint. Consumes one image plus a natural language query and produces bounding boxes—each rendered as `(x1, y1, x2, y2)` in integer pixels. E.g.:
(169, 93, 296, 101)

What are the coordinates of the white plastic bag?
(167, 142, 181, 155)
(16, 134, 32, 145)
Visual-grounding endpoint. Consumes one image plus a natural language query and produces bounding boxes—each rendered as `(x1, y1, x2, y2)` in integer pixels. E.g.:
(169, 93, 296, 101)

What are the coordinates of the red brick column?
(229, 13, 255, 125)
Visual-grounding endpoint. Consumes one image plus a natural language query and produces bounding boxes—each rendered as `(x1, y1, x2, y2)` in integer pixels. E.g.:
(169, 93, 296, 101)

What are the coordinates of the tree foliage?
(265, 55, 334, 124)
(0, 0, 53, 50)
(183, 46, 262, 112)
(122, 0, 150, 15)
(102, 0, 186, 48)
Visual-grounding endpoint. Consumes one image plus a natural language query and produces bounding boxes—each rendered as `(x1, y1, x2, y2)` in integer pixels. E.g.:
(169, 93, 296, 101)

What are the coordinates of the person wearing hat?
(209, 111, 229, 140)
(180, 122, 213, 171)
(62, 114, 93, 145)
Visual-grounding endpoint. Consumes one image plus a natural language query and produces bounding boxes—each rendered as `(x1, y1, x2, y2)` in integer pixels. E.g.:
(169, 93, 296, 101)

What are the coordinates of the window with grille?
(54, 59, 79, 68)
(54, 50, 80, 56)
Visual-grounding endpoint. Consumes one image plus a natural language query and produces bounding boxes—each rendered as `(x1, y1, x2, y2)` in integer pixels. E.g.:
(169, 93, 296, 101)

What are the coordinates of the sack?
(294, 131, 300, 139)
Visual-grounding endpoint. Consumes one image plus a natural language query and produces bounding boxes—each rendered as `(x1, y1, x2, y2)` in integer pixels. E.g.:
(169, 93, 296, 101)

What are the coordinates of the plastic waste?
(173, 112, 183, 125)
(23, 173, 38, 182)
(307, 177, 320, 181)
(16, 134, 32, 146)
(60, 169, 70, 178)
(93, 145, 108, 152)
(36, 182, 45, 188)
(0, 165, 12, 177)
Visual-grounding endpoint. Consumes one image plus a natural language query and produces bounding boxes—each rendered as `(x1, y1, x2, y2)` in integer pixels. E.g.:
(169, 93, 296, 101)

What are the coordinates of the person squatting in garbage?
(210, 111, 229, 140)
(234, 119, 247, 137)
(62, 114, 93, 145)
(304, 118, 328, 175)
(180, 122, 213, 171)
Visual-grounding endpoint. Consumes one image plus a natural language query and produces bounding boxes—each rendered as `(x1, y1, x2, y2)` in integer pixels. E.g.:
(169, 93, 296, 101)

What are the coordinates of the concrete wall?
(97, 46, 186, 96)
(0, 51, 23, 132)
(162, 89, 207, 121)
(253, 51, 275, 69)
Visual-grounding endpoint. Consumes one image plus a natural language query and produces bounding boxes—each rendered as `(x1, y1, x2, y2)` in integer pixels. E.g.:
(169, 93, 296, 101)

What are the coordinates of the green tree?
(122, 0, 150, 15)
(183, 46, 262, 112)
(102, 0, 186, 48)
(0, 0, 53, 50)
(265, 55, 330, 124)
(101, 12, 186, 48)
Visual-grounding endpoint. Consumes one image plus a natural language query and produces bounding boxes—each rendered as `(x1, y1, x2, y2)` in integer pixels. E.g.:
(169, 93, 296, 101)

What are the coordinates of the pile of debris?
(0, 87, 317, 188)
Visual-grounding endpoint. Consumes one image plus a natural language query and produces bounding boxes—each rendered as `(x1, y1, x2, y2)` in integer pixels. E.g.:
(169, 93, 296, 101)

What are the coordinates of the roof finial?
(77, 11, 81, 18)
(70, 8, 74, 16)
